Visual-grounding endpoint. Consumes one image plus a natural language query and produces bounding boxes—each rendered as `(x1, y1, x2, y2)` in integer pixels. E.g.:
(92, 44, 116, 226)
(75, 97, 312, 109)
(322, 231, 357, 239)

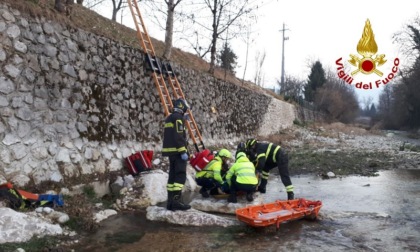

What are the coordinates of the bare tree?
(111, 0, 125, 21)
(361, 96, 373, 115)
(242, 27, 252, 84)
(162, 0, 183, 59)
(204, 0, 252, 73)
(139, 0, 262, 74)
(393, 15, 420, 66)
(253, 50, 266, 87)
(177, 0, 252, 73)
(378, 85, 393, 115)
(139, 0, 189, 59)
(82, 0, 125, 21)
(278, 75, 304, 100)
(55, 0, 74, 13)
(314, 71, 359, 123)
(383, 15, 420, 129)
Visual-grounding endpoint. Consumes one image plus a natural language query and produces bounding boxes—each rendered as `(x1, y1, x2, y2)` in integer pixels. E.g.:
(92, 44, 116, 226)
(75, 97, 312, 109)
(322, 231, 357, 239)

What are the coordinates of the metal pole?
(279, 23, 289, 94)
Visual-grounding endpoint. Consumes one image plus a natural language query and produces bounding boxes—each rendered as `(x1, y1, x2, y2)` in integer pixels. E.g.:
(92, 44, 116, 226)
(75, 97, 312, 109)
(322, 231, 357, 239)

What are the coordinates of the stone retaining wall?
(0, 3, 297, 186)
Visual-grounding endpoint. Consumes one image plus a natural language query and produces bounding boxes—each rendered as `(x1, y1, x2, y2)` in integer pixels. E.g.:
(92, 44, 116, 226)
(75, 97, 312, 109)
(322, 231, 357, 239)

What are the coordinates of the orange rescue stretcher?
(235, 198, 322, 229)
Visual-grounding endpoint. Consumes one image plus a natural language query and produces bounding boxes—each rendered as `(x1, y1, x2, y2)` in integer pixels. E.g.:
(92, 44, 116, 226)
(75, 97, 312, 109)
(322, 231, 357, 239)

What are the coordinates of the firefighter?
(162, 98, 191, 211)
(225, 152, 258, 203)
(245, 138, 294, 200)
(195, 149, 232, 198)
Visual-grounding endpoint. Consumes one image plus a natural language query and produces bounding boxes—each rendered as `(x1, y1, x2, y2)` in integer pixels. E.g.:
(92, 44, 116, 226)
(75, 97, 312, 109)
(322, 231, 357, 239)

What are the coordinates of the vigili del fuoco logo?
(335, 19, 399, 90)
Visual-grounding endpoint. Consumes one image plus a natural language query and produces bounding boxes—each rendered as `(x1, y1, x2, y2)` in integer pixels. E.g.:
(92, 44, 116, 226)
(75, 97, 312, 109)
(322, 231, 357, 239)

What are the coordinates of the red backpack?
(189, 149, 214, 172)
(125, 150, 154, 176)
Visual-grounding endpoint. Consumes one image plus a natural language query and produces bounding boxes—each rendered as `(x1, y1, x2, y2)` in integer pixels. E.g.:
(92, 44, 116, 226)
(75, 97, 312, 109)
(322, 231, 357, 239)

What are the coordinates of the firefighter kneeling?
(195, 149, 232, 198)
(225, 152, 258, 203)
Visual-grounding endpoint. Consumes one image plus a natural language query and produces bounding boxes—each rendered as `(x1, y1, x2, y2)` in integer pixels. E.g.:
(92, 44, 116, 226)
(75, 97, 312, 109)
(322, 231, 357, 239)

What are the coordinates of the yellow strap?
(265, 143, 272, 160)
(261, 171, 270, 179)
(164, 122, 174, 128)
(176, 120, 183, 133)
(272, 146, 281, 163)
(173, 183, 184, 191)
(162, 147, 187, 153)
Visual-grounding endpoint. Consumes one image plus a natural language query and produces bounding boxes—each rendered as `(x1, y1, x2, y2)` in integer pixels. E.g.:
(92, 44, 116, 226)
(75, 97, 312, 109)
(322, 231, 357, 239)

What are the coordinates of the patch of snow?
(146, 206, 238, 227)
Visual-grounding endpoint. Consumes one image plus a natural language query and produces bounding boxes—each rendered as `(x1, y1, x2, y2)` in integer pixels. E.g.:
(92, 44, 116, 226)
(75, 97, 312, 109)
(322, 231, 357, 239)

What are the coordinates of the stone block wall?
(0, 3, 297, 186)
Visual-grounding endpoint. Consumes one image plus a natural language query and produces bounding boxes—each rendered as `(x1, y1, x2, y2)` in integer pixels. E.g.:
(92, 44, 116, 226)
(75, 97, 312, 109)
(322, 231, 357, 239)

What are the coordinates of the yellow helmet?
(218, 149, 232, 159)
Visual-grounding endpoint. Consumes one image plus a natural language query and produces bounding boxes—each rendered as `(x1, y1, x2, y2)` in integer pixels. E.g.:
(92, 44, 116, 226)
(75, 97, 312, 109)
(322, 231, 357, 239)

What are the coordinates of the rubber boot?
(199, 187, 210, 198)
(227, 193, 237, 203)
(287, 191, 294, 200)
(246, 192, 254, 202)
(258, 179, 267, 193)
(171, 191, 191, 211)
(166, 191, 173, 210)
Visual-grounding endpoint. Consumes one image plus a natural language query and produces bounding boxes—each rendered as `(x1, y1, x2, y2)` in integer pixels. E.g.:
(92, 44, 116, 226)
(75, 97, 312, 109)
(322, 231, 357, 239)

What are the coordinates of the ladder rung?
(128, 1, 203, 152)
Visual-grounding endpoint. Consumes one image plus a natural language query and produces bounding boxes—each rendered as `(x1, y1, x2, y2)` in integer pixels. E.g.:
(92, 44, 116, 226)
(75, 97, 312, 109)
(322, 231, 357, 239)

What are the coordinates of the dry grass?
(258, 131, 297, 147)
(309, 122, 369, 136)
(3, 0, 281, 99)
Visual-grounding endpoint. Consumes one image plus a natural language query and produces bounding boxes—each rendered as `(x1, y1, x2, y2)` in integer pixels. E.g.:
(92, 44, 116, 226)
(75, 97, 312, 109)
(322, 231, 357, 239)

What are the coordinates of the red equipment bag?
(125, 150, 154, 176)
(189, 149, 214, 172)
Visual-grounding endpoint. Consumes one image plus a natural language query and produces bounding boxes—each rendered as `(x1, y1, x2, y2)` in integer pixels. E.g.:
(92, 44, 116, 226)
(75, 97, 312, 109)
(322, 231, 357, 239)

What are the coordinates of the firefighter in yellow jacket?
(195, 149, 232, 198)
(162, 98, 190, 211)
(225, 152, 258, 203)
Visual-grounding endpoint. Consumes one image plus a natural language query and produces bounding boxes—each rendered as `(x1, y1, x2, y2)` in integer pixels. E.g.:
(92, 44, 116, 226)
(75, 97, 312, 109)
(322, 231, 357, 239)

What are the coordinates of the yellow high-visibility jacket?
(195, 156, 224, 185)
(226, 156, 258, 186)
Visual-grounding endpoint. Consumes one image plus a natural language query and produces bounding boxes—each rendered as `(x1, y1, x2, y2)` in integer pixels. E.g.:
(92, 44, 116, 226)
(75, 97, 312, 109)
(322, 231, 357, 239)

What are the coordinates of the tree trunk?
(209, 0, 218, 74)
(112, 9, 118, 21)
(55, 0, 66, 13)
(111, 0, 122, 22)
(242, 30, 250, 84)
(163, 0, 175, 60)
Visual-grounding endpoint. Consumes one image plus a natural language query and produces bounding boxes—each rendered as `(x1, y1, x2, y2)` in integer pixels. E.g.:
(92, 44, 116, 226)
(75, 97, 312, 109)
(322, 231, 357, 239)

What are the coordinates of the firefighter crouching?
(162, 98, 191, 211)
(195, 149, 232, 198)
(245, 138, 294, 200)
(225, 152, 258, 203)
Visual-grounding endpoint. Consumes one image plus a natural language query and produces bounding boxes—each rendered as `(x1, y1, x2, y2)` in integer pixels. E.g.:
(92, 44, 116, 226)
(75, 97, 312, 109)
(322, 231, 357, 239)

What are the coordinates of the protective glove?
(287, 192, 294, 200)
(180, 153, 189, 161)
(217, 187, 226, 195)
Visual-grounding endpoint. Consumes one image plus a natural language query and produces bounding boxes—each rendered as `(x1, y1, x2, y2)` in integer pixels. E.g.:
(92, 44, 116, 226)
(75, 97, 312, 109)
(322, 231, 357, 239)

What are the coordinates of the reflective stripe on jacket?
(195, 156, 224, 185)
(252, 143, 281, 171)
(226, 156, 258, 186)
(162, 112, 187, 156)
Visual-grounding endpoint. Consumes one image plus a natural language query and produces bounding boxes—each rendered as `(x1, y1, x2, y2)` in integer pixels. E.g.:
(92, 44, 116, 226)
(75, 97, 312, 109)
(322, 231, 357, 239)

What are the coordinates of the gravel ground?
(281, 123, 420, 177)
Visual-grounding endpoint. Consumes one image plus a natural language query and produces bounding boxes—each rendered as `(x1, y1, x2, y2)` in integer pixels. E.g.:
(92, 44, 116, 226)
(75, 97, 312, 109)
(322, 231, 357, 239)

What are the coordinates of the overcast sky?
(234, 0, 420, 105)
(96, 0, 420, 105)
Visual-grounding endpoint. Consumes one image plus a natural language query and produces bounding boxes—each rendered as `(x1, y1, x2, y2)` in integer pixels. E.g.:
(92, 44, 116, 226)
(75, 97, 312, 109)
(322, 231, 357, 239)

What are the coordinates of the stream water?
(71, 169, 420, 252)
